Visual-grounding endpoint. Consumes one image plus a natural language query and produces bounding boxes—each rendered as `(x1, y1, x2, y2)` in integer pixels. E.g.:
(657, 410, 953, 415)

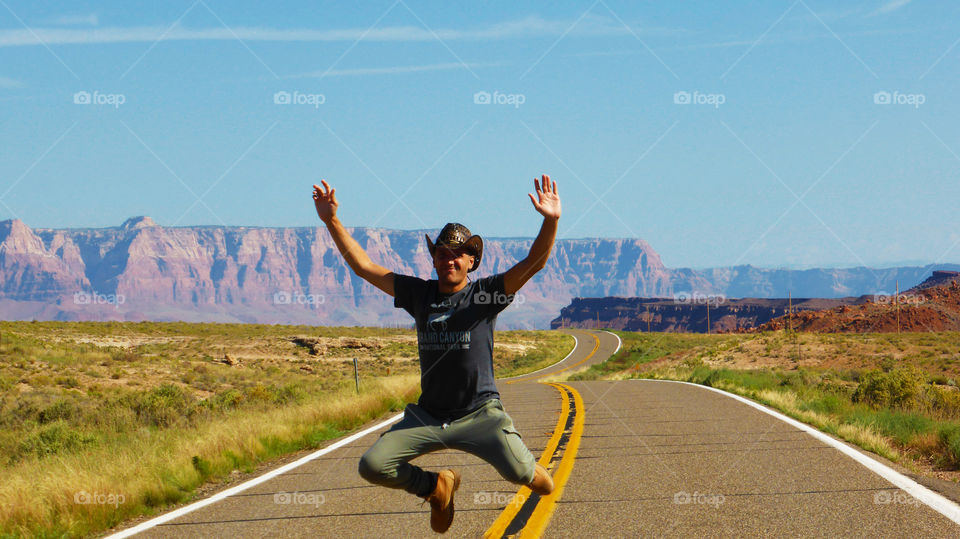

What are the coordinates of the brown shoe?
(424, 469, 461, 533)
(528, 463, 554, 496)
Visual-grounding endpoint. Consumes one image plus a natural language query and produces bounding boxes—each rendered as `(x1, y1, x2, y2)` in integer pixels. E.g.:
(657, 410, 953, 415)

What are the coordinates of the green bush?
(191, 455, 213, 480)
(207, 389, 244, 411)
(938, 424, 960, 467)
(123, 383, 195, 428)
(55, 375, 80, 388)
(927, 385, 960, 419)
(692, 368, 781, 392)
(852, 367, 925, 409)
(800, 394, 850, 416)
(38, 399, 78, 424)
(847, 409, 934, 445)
(18, 421, 95, 458)
(244, 383, 274, 403)
(112, 349, 141, 362)
(274, 383, 306, 405)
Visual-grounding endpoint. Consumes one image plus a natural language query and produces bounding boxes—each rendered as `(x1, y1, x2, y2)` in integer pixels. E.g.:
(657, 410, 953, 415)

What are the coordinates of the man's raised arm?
(504, 175, 561, 295)
(313, 180, 395, 297)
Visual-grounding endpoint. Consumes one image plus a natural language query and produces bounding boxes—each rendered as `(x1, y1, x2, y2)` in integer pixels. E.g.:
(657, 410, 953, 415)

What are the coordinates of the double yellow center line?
(484, 382, 586, 538)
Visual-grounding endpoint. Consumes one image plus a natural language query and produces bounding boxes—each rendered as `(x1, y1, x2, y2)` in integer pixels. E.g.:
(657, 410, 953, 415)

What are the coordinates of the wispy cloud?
(43, 13, 99, 26)
(289, 61, 505, 78)
(0, 76, 23, 88)
(871, 0, 912, 16)
(569, 27, 912, 56)
(786, 7, 862, 24)
(0, 15, 687, 48)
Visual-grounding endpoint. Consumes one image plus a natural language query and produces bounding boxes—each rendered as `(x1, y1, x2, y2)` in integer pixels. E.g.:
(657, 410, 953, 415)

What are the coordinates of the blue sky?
(0, 0, 958, 269)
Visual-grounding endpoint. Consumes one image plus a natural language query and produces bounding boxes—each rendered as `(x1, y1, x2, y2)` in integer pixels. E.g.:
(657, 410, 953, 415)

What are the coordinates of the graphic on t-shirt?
(422, 299, 470, 351)
(427, 309, 452, 331)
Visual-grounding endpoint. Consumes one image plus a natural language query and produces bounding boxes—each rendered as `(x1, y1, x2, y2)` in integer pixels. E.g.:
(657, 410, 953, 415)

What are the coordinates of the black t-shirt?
(394, 272, 515, 422)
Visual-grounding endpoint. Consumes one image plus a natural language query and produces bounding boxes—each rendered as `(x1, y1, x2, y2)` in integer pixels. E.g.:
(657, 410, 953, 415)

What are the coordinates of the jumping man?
(312, 175, 561, 533)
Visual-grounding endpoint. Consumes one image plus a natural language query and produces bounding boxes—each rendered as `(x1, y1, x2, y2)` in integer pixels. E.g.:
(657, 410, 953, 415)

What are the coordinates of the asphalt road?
(115, 329, 960, 538)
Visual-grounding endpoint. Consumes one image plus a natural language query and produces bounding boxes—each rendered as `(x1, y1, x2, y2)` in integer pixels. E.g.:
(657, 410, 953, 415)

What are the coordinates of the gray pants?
(358, 399, 537, 497)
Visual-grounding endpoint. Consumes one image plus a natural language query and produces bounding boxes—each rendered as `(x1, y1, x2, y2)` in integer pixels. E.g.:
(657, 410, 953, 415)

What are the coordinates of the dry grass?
(0, 322, 572, 538)
(0, 375, 418, 538)
(706, 331, 960, 378)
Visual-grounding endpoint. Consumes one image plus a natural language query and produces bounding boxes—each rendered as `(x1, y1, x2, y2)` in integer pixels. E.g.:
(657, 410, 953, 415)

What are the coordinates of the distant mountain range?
(1, 217, 958, 329)
(552, 271, 960, 333)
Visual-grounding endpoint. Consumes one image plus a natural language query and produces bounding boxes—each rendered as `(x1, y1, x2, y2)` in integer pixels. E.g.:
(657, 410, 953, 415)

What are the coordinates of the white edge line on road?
(499, 331, 580, 381)
(600, 330, 622, 355)
(639, 379, 960, 526)
(111, 329, 584, 537)
(105, 412, 406, 538)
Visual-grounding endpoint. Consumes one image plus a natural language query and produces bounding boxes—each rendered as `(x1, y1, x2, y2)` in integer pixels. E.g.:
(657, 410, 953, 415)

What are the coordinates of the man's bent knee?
(358, 451, 392, 485)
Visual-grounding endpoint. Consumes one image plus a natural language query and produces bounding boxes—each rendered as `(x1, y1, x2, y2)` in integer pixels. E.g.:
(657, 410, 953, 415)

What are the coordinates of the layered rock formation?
(0, 218, 670, 329)
(753, 273, 960, 333)
(550, 296, 866, 333)
(2, 217, 958, 329)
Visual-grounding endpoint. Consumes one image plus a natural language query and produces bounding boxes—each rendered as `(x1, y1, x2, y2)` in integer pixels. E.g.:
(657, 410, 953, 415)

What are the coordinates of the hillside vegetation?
(0, 321, 572, 538)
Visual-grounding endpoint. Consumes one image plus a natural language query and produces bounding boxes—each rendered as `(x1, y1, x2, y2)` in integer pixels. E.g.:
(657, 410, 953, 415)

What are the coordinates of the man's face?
(433, 245, 474, 287)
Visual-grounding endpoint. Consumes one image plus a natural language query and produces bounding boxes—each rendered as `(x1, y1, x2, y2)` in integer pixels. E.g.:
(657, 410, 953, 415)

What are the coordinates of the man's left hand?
(528, 174, 561, 220)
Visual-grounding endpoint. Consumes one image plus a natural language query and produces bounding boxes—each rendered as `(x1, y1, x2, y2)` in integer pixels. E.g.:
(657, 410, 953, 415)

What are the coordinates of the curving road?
(111, 329, 960, 538)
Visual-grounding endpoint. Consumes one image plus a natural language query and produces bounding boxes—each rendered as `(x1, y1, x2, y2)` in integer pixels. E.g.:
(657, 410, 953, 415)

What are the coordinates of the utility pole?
(790, 290, 801, 362)
(706, 300, 710, 334)
(896, 280, 901, 334)
(788, 290, 793, 333)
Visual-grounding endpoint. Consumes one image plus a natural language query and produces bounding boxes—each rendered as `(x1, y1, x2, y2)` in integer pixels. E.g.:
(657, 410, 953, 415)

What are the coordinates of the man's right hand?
(313, 179, 395, 297)
(313, 180, 338, 223)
